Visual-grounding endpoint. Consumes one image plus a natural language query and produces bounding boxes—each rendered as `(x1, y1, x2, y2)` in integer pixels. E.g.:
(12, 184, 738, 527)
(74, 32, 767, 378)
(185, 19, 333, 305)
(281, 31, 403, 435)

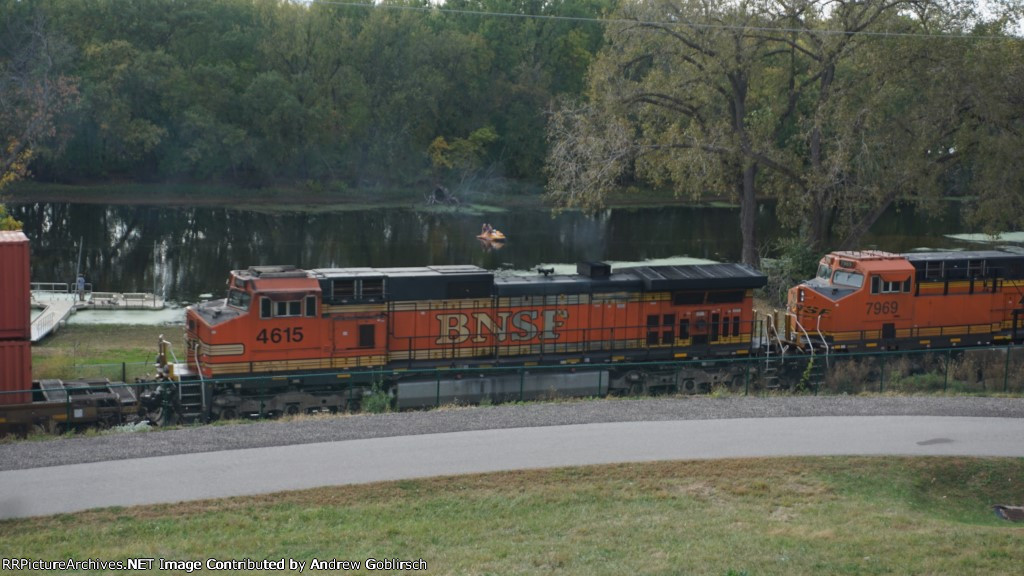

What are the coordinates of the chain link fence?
(10, 345, 1023, 417)
(53, 345, 1024, 397)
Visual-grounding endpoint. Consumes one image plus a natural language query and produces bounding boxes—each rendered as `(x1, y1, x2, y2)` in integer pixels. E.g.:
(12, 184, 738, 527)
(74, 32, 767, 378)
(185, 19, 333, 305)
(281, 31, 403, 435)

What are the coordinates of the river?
(9, 200, 974, 304)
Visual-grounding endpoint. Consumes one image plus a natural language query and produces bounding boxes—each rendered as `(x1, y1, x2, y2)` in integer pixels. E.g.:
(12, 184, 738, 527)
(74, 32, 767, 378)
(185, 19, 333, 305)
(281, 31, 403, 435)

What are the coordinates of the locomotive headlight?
(799, 288, 805, 303)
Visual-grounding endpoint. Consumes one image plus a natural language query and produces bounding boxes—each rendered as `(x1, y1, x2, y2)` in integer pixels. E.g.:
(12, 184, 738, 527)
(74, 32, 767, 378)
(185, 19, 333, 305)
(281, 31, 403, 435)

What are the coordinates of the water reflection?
(10, 201, 969, 303)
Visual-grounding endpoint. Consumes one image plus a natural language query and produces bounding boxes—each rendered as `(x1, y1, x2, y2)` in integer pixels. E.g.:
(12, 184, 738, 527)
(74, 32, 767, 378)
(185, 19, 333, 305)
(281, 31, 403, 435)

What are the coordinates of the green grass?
(32, 324, 160, 379)
(1, 457, 1021, 574)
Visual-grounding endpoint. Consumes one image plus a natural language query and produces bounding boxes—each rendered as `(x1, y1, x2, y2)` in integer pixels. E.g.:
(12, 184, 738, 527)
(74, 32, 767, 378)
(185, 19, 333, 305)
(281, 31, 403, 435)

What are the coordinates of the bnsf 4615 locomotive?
(787, 249, 1024, 351)
(159, 262, 766, 420)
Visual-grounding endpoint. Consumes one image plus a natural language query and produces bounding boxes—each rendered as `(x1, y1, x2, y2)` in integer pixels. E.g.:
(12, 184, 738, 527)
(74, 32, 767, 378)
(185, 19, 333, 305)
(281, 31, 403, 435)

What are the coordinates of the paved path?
(2, 415, 1022, 520)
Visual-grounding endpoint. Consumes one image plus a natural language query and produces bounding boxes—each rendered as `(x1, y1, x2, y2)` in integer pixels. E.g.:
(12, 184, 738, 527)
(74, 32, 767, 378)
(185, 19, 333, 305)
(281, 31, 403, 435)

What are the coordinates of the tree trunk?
(740, 161, 759, 268)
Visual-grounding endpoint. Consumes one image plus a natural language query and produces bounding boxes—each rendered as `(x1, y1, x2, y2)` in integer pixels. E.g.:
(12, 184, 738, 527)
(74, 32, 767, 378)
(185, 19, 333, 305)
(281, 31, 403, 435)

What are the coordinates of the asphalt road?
(2, 415, 1023, 520)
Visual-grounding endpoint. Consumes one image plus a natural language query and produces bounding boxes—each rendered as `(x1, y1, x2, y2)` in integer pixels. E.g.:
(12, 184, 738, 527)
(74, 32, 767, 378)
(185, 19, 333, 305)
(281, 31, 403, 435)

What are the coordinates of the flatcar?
(162, 261, 766, 420)
(787, 249, 1024, 351)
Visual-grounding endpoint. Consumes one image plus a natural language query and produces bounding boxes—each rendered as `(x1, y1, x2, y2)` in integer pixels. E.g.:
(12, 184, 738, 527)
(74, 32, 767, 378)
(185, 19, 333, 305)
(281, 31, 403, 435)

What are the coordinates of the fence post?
(436, 371, 441, 407)
(121, 362, 126, 383)
(879, 353, 885, 393)
(944, 348, 950, 392)
(520, 368, 525, 401)
(744, 359, 750, 396)
(1004, 345, 1011, 393)
(598, 370, 603, 397)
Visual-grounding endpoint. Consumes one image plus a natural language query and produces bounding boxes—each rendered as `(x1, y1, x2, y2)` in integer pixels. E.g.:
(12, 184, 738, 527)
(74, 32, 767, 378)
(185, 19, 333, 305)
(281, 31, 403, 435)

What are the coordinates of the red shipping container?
(0, 230, 30, 340)
(0, 340, 31, 405)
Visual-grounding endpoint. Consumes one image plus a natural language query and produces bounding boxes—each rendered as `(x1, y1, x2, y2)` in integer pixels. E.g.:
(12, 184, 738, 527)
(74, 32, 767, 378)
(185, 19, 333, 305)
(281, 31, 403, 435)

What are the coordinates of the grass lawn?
(32, 324, 164, 380)
(1, 457, 1021, 574)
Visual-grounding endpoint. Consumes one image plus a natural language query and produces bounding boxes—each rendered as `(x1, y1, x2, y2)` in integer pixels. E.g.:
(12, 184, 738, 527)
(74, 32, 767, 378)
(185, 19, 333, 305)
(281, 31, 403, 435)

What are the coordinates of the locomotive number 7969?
(256, 327, 304, 344)
(866, 301, 898, 315)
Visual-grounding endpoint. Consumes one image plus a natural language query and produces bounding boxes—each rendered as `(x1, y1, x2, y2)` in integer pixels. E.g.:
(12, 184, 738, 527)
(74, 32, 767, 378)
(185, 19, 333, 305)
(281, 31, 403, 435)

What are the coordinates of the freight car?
(0, 378, 139, 435)
(155, 261, 767, 421)
(786, 249, 1024, 351)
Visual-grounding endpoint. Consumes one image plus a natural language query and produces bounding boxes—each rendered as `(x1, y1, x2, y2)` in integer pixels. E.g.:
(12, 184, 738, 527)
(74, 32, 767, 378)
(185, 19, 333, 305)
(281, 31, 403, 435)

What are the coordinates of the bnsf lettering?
(436, 310, 569, 345)
(796, 305, 831, 317)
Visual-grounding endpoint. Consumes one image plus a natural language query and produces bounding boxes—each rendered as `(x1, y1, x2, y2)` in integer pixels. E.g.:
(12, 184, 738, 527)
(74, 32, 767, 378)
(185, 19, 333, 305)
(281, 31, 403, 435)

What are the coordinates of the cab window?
(227, 289, 251, 310)
(275, 300, 302, 317)
(871, 276, 910, 294)
(260, 297, 303, 318)
(832, 270, 864, 288)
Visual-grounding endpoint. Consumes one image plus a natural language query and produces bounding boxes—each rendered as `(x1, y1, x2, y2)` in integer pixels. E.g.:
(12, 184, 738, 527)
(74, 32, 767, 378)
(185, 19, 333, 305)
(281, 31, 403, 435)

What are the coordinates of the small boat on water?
(477, 229, 507, 243)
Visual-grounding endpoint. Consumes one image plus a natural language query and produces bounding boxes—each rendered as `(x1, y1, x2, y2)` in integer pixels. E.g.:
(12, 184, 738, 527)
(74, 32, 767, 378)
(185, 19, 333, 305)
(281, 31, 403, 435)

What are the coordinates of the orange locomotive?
(167, 261, 766, 419)
(788, 249, 1024, 351)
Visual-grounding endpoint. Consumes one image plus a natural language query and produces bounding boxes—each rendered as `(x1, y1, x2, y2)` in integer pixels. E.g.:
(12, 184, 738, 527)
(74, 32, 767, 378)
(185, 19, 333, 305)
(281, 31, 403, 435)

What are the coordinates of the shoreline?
(2, 182, 738, 211)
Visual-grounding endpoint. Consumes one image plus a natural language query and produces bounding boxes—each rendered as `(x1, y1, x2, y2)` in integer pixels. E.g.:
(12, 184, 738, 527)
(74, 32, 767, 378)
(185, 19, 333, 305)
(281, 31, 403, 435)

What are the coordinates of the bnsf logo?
(436, 310, 569, 345)
(795, 305, 831, 317)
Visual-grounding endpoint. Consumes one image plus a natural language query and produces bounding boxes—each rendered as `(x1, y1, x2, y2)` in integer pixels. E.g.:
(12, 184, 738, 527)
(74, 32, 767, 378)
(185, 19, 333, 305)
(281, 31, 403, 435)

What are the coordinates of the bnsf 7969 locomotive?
(787, 249, 1024, 351)
(162, 262, 766, 420)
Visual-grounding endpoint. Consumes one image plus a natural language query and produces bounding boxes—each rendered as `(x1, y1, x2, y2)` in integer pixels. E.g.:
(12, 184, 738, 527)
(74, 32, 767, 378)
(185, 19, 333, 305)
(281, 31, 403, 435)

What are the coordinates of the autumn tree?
(0, 4, 78, 228)
(547, 0, 780, 267)
(427, 126, 499, 192)
(758, 0, 1010, 251)
(546, 0, 1024, 264)
(944, 32, 1024, 235)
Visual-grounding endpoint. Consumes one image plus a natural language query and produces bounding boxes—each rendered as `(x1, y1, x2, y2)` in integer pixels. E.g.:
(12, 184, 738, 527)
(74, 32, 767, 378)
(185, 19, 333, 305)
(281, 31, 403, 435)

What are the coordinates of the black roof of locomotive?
(493, 271, 640, 296)
(312, 265, 494, 301)
(902, 249, 1024, 263)
(902, 249, 1024, 280)
(618, 263, 766, 291)
(493, 263, 765, 296)
(307, 261, 765, 302)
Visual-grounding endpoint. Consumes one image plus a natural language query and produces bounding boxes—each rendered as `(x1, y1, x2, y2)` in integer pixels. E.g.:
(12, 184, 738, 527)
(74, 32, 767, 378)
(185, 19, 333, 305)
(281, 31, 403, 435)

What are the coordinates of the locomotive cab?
(788, 251, 914, 350)
(185, 266, 322, 379)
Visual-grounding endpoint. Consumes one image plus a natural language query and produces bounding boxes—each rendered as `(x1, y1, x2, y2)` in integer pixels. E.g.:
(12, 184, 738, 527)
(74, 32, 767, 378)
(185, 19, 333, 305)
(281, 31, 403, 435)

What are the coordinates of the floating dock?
(30, 283, 165, 342)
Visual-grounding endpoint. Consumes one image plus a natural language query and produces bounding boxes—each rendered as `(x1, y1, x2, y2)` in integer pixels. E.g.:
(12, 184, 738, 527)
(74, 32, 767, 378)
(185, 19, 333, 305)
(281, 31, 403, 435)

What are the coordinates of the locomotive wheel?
(220, 408, 237, 421)
(286, 404, 300, 416)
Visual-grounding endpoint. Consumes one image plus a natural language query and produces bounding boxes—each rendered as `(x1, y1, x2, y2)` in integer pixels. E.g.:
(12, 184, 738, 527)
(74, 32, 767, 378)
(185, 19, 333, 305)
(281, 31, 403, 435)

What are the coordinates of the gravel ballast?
(3, 396, 1024, 472)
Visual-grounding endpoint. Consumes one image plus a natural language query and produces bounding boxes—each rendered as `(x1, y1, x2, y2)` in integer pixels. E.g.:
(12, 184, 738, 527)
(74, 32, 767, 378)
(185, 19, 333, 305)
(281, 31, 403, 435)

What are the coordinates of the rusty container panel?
(0, 340, 31, 405)
(0, 230, 30, 340)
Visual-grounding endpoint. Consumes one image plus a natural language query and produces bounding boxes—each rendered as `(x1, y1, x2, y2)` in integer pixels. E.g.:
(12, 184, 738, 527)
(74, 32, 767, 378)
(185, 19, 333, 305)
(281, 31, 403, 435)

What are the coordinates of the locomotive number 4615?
(866, 301, 898, 315)
(256, 327, 304, 344)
